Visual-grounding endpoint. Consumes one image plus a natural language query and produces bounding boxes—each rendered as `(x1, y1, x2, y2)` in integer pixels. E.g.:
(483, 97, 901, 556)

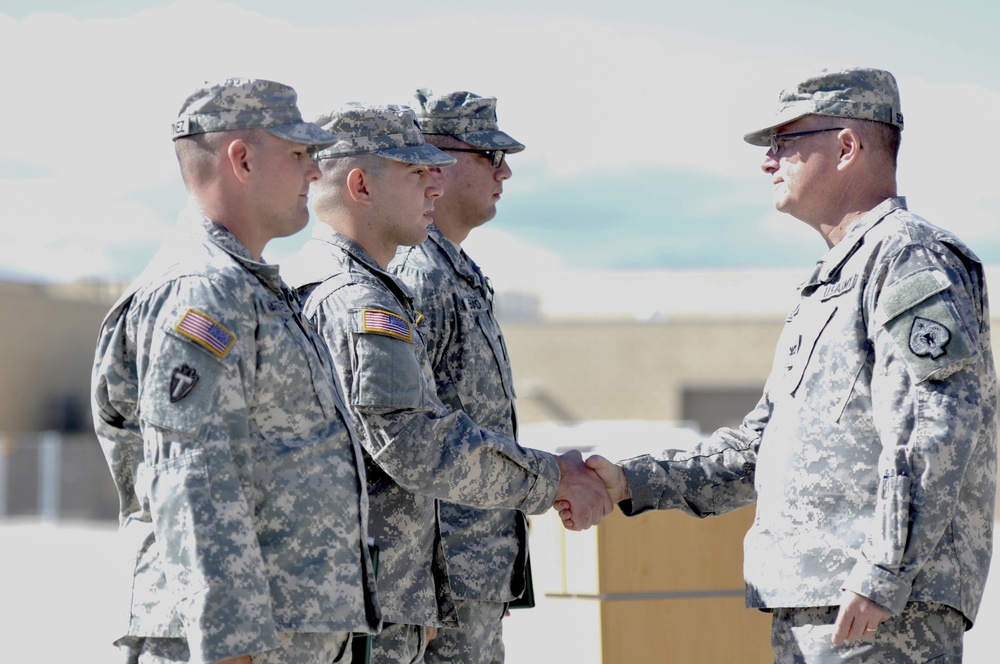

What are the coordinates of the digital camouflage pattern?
(391, 226, 527, 607)
(370, 622, 429, 664)
(313, 103, 456, 165)
(414, 597, 508, 664)
(286, 225, 560, 631)
(620, 198, 997, 626)
(91, 212, 379, 663)
(412, 89, 525, 152)
(744, 67, 904, 146)
(170, 77, 338, 147)
(770, 602, 965, 663)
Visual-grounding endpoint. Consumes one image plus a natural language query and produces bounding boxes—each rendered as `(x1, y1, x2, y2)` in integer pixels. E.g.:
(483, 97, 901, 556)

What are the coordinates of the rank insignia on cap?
(909, 316, 950, 359)
(169, 364, 199, 402)
(175, 308, 235, 357)
(362, 309, 412, 341)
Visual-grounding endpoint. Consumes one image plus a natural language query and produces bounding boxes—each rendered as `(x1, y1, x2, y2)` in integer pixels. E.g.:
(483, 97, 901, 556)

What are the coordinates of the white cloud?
(2, 1, 1000, 288)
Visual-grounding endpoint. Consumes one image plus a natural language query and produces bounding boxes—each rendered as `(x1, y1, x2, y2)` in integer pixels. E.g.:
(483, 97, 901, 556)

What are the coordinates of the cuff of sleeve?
(619, 454, 676, 515)
(183, 585, 281, 663)
(518, 448, 561, 515)
(842, 560, 911, 616)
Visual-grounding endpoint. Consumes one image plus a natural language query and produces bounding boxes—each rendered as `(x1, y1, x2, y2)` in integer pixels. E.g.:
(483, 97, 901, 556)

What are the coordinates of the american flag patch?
(175, 308, 235, 357)
(362, 309, 412, 341)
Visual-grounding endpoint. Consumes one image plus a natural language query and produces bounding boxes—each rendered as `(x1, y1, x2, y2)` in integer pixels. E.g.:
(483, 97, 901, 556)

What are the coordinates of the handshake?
(552, 451, 632, 531)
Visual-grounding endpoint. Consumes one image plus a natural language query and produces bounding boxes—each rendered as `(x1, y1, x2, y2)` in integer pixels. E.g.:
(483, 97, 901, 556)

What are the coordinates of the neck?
(431, 214, 471, 244)
(321, 215, 395, 270)
(190, 193, 266, 260)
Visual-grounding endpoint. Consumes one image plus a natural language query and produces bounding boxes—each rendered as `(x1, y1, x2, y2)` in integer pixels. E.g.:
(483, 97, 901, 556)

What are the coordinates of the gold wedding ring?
(865, 626, 878, 633)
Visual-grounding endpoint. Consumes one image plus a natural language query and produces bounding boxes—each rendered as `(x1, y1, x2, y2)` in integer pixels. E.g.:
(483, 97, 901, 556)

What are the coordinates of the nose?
(305, 158, 322, 182)
(496, 158, 512, 181)
(761, 151, 778, 174)
(427, 177, 444, 199)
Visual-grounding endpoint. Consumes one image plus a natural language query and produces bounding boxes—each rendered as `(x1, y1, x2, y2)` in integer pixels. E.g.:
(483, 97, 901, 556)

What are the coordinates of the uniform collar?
(313, 222, 416, 303)
(800, 196, 906, 289)
(427, 225, 483, 287)
(312, 222, 384, 273)
(182, 209, 285, 293)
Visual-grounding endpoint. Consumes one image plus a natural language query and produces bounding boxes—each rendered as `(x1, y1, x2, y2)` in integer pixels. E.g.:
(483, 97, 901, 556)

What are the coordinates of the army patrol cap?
(171, 77, 338, 148)
(744, 67, 904, 147)
(412, 89, 525, 153)
(312, 103, 457, 166)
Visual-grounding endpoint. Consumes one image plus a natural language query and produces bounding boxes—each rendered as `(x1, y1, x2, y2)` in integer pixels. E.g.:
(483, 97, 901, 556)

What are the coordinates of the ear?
(836, 128, 862, 172)
(346, 167, 374, 205)
(227, 139, 253, 183)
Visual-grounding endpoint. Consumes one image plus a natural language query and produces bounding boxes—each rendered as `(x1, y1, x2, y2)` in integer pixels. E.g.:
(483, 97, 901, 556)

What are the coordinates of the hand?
(425, 626, 438, 643)
(831, 590, 891, 645)
(585, 454, 630, 503)
(554, 449, 613, 530)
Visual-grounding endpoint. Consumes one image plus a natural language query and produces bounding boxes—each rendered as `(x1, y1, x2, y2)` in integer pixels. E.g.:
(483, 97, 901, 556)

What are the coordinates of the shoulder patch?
(883, 293, 973, 383)
(175, 308, 235, 358)
(361, 309, 412, 341)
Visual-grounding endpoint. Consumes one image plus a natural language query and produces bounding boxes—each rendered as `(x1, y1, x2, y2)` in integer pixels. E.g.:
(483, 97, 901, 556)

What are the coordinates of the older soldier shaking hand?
(584, 67, 997, 663)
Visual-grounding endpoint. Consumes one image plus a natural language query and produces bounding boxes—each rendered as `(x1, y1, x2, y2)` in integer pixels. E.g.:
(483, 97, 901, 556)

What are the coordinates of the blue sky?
(2, 1, 1000, 308)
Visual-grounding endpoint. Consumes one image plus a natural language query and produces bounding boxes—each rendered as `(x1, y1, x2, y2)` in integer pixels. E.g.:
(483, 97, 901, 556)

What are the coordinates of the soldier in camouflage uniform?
(388, 89, 528, 664)
(91, 78, 380, 664)
(585, 67, 997, 663)
(284, 104, 612, 664)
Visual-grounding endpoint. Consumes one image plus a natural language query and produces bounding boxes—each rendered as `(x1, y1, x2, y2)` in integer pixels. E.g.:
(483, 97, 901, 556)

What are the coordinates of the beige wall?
(0, 281, 116, 433)
(502, 317, 783, 427)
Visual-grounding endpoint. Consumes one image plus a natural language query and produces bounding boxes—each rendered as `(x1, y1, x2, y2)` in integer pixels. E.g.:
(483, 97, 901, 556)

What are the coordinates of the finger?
(831, 610, 851, 645)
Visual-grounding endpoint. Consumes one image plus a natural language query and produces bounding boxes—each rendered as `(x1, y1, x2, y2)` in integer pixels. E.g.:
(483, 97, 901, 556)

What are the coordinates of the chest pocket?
(459, 294, 517, 400)
(253, 298, 339, 444)
(780, 300, 868, 422)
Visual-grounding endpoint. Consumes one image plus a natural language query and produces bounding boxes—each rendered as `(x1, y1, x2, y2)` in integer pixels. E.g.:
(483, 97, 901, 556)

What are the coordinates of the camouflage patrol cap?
(412, 89, 525, 153)
(744, 67, 904, 147)
(312, 103, 457, 166)
(171, 77, 338, 148)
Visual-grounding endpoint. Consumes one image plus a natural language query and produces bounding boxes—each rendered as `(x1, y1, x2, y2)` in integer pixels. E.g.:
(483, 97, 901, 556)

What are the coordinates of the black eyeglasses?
(441, 148, 506, 168)
(769, 128, 843, 154)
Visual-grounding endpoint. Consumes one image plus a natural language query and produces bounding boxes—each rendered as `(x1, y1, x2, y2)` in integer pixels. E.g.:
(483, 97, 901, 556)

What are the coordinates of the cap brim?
(266, 122, 339, 149)
(742, 108, 813, 147)
(454, 129, 525, 153)
(378, 143, 457, 166)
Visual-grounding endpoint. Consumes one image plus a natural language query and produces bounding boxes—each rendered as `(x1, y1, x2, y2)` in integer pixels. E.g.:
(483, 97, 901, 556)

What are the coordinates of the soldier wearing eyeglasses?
(585, 67, 997, 663)
(389, 90, 530, 664)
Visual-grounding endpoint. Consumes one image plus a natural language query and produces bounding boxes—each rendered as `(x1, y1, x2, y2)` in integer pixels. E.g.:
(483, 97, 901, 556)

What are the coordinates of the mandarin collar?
(799, 196, 906, 290)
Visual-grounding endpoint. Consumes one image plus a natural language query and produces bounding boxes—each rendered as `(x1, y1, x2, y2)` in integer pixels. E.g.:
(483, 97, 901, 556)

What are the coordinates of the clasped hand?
(553, 452, 629, 530)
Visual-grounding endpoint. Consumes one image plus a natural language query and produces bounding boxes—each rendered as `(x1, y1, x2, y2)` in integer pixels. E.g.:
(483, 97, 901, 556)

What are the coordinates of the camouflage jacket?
(621, 198, 997, 624)
(287, 224, 560, 625)
(90, 213, 379, 662)
(391, 225, 528, 603)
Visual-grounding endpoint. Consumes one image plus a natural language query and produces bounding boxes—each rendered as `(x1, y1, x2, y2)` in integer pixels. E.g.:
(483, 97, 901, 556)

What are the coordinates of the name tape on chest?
(461, 295, 487, 312)
(175, 308, 235, 358)
(361, 309, 412, 341)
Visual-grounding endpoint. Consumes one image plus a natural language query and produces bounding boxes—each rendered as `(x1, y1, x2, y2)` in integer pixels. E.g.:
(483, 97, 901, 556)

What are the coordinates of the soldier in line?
(284, 104, 611, 663)
(585, 67, 997, 663)
(91, 78, 379, 664)
(389, 89, 531, 664)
